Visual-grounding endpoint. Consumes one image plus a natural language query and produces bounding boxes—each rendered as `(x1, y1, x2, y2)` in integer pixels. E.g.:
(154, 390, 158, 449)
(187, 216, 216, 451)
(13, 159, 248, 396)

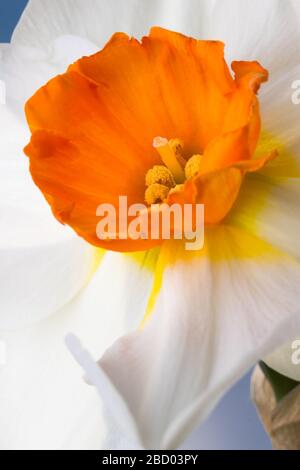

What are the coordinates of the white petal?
(258, 49, 300, 177)
(11, 0, 210, 49)
(0, 238, 95, 330)
(229, 174, 300, 261)
(15, 0, 299, 55)
(201, 0, 299, 67)
(198, 1, 300, 174)
(65, 334, 142, 448)
(0, 251, 157, 449)
(264, 339, 300, 381)
(0, 39, 99, 326)
(74, 228, 300, 449)
(13, 0, 299, 64)
(0, 104, 95, 328)
(0, 37, 98, 119)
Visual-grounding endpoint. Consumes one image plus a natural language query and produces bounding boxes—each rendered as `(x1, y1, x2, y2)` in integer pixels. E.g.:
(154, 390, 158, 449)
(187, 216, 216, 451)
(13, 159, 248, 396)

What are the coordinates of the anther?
(145, 165, 175, 188)
(185, 154, 203, 179)
(145, 183, 170, 205)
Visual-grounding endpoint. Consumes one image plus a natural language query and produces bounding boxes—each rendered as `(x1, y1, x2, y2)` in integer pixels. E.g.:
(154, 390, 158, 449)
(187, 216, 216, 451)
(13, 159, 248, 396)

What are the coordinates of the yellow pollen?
(145, 183, 170, 205)
(185, 154, 203, 179)
(145, 165, 175, 188)
(153, 137, 186, 183)
(145, 138, 203, 205)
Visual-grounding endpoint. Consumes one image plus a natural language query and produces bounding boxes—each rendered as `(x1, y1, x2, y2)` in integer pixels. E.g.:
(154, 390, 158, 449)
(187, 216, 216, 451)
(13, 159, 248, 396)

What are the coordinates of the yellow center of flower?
(145, 183, 171, 205)
(145, 165, 175, 188)
(184, 154, 203, 180)
(145, 137, 204, 205)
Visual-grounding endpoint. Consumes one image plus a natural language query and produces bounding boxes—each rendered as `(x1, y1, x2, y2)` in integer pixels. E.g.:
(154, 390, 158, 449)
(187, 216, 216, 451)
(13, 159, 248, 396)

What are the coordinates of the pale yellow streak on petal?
(256, 131, 300, 178)
(126, 247, 160, 273)
(140, 226, 290, 328)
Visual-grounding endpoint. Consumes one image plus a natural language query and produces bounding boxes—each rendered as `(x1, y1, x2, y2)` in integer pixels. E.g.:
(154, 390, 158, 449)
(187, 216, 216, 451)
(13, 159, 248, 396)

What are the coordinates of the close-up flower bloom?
(1, 0, 300, 451)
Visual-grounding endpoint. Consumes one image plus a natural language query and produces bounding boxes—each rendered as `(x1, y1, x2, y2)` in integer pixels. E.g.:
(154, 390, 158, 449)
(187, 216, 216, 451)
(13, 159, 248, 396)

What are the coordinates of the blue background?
(0, 0, 271, 450)
(0, 0, 28, 42)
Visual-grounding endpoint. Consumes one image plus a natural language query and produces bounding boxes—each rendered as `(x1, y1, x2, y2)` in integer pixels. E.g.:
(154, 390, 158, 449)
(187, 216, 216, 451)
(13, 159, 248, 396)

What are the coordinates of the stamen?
(145, 165, 175, 188)
(145, 183, 170, 205)
(185, 154, 203, 179)
(153, 137, 186, 183)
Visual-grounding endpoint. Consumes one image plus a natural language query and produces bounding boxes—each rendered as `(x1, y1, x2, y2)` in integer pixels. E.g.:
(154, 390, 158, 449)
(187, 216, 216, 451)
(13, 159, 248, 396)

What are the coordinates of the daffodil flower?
(1, 0, 300, 450)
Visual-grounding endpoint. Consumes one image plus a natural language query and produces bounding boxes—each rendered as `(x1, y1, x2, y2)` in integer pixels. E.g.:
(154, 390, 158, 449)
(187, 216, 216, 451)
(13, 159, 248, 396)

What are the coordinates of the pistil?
(153, 137, 186, 183)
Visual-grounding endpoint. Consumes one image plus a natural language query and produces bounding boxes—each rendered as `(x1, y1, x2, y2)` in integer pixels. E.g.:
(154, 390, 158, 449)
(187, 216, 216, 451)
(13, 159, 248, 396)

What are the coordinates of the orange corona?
(24, 27, 277, 252)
